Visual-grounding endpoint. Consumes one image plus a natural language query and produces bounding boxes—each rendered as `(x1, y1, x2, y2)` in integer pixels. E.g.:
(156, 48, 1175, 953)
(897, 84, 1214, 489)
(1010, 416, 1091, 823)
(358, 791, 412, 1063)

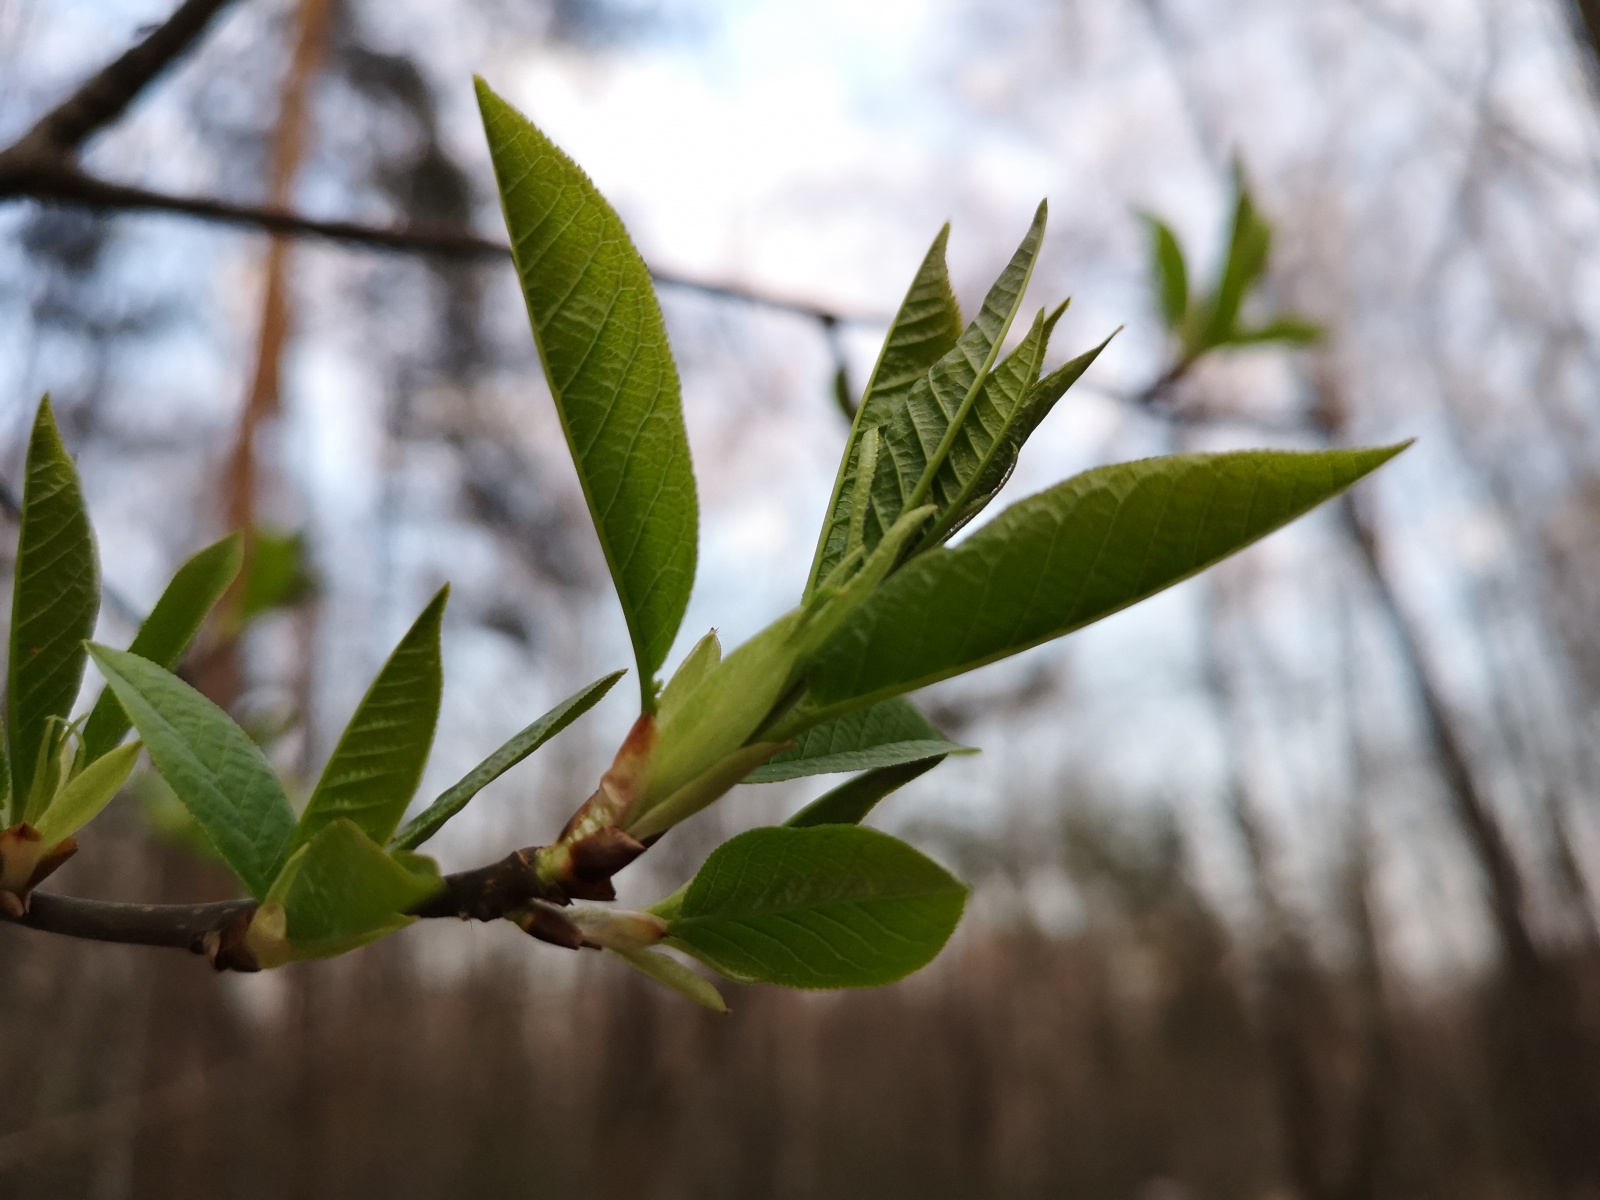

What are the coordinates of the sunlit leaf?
(791, 445, 1409, 722)
(858, 204, 1048, 563)
(808, 226, 964, 593)
(664, 824, 966, 989)
(81, 534, 242, 765)
(88, 644, 294, 899)
(478, 78, 697, 708)
(9, 398, 99, 822)
(294, 588, 447, 850)
(745, 697, 968, 783)
(391, 669, 626, 851)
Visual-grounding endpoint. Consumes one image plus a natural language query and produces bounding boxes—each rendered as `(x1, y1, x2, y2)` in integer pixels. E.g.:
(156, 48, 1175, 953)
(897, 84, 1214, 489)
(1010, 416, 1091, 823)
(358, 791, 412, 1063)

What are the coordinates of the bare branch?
(4, 0, 242, 161)
(0, 163, 884, 325)
(2, 840, 586, 968)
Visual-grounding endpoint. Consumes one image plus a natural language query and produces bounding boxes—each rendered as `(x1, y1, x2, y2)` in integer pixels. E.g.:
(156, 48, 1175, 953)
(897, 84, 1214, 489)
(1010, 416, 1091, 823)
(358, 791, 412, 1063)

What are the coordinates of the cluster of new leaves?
(0, 79, 1402, 1013)
(477, 80, 1402, 1007)
(1142, 165, 1323, 364)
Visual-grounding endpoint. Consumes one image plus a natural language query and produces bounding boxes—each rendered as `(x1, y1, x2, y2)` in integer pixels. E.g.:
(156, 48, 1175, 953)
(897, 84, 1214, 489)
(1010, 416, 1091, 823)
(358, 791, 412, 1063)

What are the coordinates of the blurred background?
(5, 0, 1600, 1196)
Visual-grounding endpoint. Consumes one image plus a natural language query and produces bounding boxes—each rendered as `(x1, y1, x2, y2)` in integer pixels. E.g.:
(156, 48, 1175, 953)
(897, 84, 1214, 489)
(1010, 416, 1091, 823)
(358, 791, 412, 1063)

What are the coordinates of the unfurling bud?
(0, 823, 78, 916)
(566, 906, 669, 953)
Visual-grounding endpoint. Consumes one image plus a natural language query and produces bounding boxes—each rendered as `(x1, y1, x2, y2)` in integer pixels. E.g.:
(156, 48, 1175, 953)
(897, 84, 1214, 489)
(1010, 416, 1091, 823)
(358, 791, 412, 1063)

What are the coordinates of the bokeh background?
(5, 0, 1600, 1196)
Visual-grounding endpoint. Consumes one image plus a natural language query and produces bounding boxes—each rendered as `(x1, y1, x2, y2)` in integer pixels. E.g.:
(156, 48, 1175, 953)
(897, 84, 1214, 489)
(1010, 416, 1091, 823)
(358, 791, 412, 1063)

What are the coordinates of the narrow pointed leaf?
(391, 669, 626, 851)
(808, 227, 963, 593)
(786, 756, 946, 829)
(657, 631, 720, 723)
(1228, 317, 1324, 346)
(931, 331, 1116, 546)
(282, 819, 443, 958)
(610, 947, 728, 1012)
(745, 697, 968, 783)
(861, 203, 1048, 560)
(81, 535, 243, 764)
(33, 740, 142, 845)
(295, 588, 447, 850)
(1141, 213, 1189, 330)
(798, 445, 1409, 718)
(666, 825, 966, 988)
(87, 644, 294, 899)
(1202, 170, 1272, 348)
(9, 399, 99, 819)
(478, 79, 697, 708)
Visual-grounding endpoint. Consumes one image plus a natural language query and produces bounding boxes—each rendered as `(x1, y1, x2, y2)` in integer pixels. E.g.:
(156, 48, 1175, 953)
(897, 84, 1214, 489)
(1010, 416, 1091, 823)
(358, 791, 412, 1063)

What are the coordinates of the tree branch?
(3, 841, 585, 967)
(0, 162, 882, 325)
(4, 0, 243, 162)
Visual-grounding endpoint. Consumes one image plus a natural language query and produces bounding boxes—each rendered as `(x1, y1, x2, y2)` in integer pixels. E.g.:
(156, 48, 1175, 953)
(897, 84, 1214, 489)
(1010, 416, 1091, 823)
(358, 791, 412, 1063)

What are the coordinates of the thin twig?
(2, 0, 242, 162)
(0, 164, 885, 326)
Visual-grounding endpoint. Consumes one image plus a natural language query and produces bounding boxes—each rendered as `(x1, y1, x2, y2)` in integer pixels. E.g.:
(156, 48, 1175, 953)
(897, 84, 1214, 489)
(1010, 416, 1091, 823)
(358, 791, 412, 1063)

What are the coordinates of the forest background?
(5, 0, 1600, 1197)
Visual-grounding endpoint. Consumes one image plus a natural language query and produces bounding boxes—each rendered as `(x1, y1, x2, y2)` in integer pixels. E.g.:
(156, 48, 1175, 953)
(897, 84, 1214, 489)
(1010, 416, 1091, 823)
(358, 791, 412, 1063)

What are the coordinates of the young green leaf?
(1201, 169, 1272, 349)
(858, 204, 1048, 562)
(657, 631, 720, 723)
(808, 226, 964, 593)
(87, 644, 295, 899)
(9, 398, 99, 820)
(391, 669, 626, 851)
(33, 740, 142, 845)
(1228, 317, 1324, 346)
(478, 78, 697, 709)
(239, 527, 314, 621)
(279, 819, 442, 959)
(791, 445, 1409, 722)
(1142, 213, 1189, 330)
(785, 756, 945, 829)
(664, 825, 967, 989)
(610, 947, 728, 1013)
(294, 588, 447, 850)
(744, 697, 968, 783)
(80, 534, 243, 765)
(926, 330, 1116, 548)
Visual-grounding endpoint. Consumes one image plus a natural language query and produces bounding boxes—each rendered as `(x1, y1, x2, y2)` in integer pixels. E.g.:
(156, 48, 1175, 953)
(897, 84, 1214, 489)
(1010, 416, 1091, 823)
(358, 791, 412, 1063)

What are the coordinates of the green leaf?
(664, 825, 966, 989)
(294, 588, 447, 850)
(9, 398, 99, 822)
(807, 226, 964, 593)
(609, 947, 728, 1013)
(279, 819, 442, 959)
(1201, 168, 1272, 349)
(642, 505, 933, 812)
(745, 697, 968, 783)
(478, 78, 697, 708)
(80, 535, 243, 765)
(239, 527, 314, 621)
(657, 630, 720, 723)
(857, 205, 1048, 566)
(87, 644, 295, 899)
(391, 669, 626, 851)
(33, 740, 142, 845)
(1227, 317, 1324, 346)
(927, 330, 1116, 549)
(1142, 213, 1189, 330)
(786, 756, 945, 829)
(793, 445, 1409, 721)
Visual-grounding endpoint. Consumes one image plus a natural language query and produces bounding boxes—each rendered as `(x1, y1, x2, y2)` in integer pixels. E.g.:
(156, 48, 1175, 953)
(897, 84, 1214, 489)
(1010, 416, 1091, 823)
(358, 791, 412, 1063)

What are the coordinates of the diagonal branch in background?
(0, 165, 884, 325)
(2, 0, 242, 163)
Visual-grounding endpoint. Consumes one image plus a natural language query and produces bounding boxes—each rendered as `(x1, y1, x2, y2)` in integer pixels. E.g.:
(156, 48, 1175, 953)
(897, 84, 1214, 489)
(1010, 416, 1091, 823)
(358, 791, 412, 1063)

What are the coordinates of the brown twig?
(2, 0, 242, 162)
(4, 841, 581, 966)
